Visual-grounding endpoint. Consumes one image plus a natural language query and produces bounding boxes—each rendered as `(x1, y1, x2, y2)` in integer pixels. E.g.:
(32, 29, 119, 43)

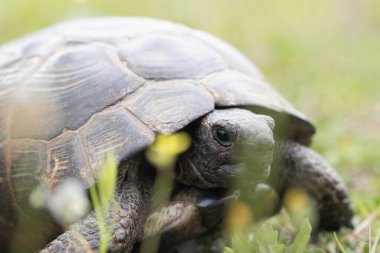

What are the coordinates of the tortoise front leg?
(270, 140, 353, 231)
(42, 158, 151, 253)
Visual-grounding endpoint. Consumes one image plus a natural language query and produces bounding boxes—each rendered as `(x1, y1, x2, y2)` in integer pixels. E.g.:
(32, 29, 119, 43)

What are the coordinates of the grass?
(1, 0, 379, 252)
(89, 154, 118, 253)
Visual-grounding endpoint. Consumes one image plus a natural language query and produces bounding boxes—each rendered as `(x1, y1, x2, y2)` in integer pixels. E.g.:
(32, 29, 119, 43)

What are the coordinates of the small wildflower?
(46, 178, 90, 227)
(283, 188, 317, 227)
(227, 201, 253, 230)
(29, 184, 49, 209)
(146, 132, 191, 169)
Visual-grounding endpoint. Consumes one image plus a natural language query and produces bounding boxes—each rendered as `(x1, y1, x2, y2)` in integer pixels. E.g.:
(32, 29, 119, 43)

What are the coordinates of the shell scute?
(3, 139, 47, 203)
(9, 43, 145, 140)
(192, 30, 263, 78)
(117, 34, 227, 80)
(201, 70, 298, 113)
(123, 80, 214, 135)
(47, 131, 93, 188)
(79, 106, 155, 172)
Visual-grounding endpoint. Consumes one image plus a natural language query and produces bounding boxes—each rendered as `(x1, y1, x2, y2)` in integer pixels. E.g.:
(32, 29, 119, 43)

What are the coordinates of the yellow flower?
(283, 188, 317, 227)
(146, 132, 191, 169)
(227, 201, 253, 230)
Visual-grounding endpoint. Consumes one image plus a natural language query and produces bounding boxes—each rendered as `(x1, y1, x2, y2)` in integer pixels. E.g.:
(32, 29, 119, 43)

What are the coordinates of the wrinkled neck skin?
(176, 108, 275, 190)
(177, 127, 237, 188)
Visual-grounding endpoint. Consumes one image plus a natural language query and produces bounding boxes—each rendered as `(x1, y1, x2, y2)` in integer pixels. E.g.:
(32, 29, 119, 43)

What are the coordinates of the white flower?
(46, 178, 90, 227)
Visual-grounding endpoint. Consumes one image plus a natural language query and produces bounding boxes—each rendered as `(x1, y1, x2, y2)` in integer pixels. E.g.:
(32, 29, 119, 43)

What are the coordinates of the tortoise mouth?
(218, 162, 271, 187)
(176, 153, 271, 189)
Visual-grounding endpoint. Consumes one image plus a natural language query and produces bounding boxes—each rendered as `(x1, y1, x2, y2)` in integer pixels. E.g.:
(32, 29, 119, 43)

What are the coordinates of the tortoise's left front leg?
(41, 158, 151, 253)
(270, 141, 353, 231)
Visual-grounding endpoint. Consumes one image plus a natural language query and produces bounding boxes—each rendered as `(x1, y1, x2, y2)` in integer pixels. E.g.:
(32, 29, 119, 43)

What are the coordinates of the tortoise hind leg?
(270, 140, 353, 231)
(41, 157, 152, 253)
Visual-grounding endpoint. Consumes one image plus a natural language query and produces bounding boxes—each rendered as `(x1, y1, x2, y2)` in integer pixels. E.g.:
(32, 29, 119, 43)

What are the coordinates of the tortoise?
(0, 17, 353, 252)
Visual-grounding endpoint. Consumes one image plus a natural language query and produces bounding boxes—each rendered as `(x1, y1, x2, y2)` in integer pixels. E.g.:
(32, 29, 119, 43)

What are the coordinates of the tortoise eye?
(213, 127, 231, 146)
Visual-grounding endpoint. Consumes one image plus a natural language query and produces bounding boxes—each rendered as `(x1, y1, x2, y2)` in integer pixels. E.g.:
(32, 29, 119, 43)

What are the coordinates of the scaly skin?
(41, 158, 151, 253)
(269, 140, 353, 231)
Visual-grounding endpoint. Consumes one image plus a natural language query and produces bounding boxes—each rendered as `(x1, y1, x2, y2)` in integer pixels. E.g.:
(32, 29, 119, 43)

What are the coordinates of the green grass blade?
(370, 228, 380, 253)
(333, 232, 347, 253)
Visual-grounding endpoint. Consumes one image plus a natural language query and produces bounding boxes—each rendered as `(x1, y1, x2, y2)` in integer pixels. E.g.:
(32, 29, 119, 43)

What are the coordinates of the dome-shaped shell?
(0, 18, 315, 200)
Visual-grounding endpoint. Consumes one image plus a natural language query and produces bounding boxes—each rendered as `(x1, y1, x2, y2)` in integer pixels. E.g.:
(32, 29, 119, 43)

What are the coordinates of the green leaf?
(231, 230, 257, 253)
(253, 223, 285, 253)
(304, 248, 326, 253)
(286, 218, 325, 253)
(285, 218, 311, 253)
(223, 247, 235, 253)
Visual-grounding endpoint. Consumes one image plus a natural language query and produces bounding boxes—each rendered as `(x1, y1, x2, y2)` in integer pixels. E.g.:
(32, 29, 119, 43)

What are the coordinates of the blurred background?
(1, 0, 379, 251)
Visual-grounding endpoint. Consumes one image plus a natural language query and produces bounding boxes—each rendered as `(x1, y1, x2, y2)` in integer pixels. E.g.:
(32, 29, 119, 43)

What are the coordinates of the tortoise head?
(177, 108, 275, 189)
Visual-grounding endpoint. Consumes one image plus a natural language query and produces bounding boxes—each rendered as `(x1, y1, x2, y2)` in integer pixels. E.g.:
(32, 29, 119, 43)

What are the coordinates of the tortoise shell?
(0, 17, 315, 204)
